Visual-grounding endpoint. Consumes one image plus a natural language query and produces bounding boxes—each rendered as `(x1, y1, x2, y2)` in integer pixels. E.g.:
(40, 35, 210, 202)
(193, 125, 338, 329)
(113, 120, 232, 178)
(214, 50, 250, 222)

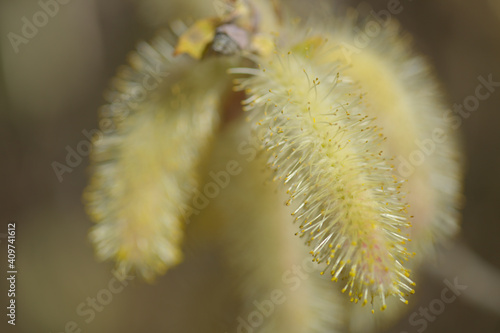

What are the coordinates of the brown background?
(0, 0, 499, 332)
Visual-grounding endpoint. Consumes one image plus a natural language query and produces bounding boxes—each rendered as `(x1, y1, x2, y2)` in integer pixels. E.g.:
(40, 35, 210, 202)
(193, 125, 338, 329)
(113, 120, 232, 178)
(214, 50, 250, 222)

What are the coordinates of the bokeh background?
(1, 0, 499, 332)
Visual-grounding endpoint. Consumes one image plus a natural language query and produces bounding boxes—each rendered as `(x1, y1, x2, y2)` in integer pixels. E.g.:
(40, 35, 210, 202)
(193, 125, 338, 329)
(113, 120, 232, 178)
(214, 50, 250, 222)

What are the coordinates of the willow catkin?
(322, 12, 464, 262)
(232, 37, 415, 310)
(203, 120, 345, 333)
(84, 35, 230, 281)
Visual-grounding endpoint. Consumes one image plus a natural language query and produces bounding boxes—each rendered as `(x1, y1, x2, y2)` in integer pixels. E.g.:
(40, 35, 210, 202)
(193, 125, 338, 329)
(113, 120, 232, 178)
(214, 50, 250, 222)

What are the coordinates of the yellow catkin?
(319, 12, 464, 263)
(84, 35, 229, 281)
(233, 36, 414, 306)
(201, 121, 344, 333)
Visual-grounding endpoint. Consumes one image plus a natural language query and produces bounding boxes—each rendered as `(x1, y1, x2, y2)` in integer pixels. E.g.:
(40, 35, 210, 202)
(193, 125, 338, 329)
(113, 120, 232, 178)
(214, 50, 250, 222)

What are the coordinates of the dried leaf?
(174, 18, 220, 59)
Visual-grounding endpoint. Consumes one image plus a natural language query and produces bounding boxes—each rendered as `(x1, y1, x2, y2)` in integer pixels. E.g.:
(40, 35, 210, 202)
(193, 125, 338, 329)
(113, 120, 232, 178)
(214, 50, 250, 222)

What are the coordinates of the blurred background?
(0, 0, 499, 332)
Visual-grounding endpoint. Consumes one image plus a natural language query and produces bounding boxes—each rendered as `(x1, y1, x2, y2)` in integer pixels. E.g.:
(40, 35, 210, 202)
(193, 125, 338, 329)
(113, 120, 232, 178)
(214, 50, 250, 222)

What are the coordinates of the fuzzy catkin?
(204, 120, 345, 333)
(84, 36, 229, 281)
(233, 37, 415, 309)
